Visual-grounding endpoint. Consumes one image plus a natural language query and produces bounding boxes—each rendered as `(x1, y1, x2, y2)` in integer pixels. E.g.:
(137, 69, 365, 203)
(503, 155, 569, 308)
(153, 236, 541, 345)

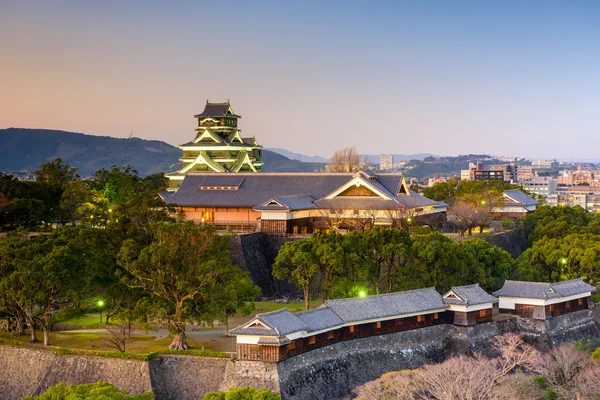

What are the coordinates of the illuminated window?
(417, 315, 424, 322)
(287, 341, 295, 350)
(578, 298, 584, 306)
(375, 321, 381, 329)
(349, 325, 355, 333)
(327, 331, 334, 339)
(479, 310, 487, 318)
(308, 336, 316, 345)
(433, 313, 439, 320)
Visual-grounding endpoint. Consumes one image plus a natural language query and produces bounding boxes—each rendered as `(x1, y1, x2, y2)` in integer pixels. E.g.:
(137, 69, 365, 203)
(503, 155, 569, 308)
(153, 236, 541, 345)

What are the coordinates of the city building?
(163, 171, 447, 233)
(532, 160, 556, 168)
(516, 166, 536, 181)
(427, 174, 448, 187)
(557, 166, 597, 186)
(494, 279, 595, 320)
(519, 176, 557, 198)
(474, 170, 504, 181)
(166, 101, 263, 191)
(379, 155, 393, 170)
(489, 163, 517, 182)
(547, 193, 600, 213)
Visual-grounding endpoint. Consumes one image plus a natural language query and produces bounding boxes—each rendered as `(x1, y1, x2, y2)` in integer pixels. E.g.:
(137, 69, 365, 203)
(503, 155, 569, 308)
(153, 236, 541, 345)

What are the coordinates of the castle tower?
(167, 100, 263, 191)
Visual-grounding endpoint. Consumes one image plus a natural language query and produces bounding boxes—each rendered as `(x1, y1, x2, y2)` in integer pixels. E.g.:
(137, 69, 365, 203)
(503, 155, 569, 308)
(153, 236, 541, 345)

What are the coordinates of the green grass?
(54, 313, 105, 327)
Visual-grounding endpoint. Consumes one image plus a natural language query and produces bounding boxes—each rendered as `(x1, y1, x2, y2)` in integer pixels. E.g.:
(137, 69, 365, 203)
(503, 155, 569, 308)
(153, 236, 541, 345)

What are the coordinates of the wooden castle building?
(166, 101, 263, 191)
(163, 170, 447, 233)
(493, 279, 595, 319)
(230, 279, 596, 362)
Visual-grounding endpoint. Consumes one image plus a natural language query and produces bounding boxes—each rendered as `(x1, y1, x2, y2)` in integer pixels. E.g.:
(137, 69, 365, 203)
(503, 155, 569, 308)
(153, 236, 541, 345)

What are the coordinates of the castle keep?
(167, 101, 263, 191)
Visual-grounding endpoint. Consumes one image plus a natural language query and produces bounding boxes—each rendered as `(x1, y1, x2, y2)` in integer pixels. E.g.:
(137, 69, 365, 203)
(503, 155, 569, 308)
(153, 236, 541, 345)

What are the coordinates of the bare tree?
(351, 334, 540, 400)
(385, 207, 416, 229)
(536, 343, 600, 399)
(102, 322, 130, 353)
(326, 146, 368, 172)
(314, 208, 347, 232)
(348, 209, 380, 232)
(448, 200, 478, 237)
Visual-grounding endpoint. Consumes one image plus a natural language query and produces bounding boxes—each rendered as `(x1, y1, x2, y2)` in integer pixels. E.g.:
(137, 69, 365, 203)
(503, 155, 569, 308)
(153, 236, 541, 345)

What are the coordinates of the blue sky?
(1, 1, 599, 159)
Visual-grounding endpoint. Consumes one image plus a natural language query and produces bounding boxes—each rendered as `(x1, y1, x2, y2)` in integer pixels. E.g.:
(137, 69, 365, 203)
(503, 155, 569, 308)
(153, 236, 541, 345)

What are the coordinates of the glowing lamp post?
(358, 291, 367, 298)
(561, 258, 568, 265)
(98, 300, 104, 323)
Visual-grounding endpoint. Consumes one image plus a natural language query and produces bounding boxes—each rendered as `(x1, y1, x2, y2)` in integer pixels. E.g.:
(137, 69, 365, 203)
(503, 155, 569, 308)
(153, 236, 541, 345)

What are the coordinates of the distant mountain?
(0, 128, 323, 177)
(266, 148, 329, 163)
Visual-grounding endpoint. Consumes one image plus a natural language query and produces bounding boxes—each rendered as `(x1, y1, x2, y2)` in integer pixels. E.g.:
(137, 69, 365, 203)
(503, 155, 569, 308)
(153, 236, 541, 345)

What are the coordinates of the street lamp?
(561, 258, 568, 265)
(358, 291, 367, 298)
(98, 300, 104, 323)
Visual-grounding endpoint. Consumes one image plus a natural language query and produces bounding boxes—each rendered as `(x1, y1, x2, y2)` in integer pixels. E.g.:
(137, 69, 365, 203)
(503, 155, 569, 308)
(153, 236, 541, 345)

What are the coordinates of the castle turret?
(167, 100, 263, 191)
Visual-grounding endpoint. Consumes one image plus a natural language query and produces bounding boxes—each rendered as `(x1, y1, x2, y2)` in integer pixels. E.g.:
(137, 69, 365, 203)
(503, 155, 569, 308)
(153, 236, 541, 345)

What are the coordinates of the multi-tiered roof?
(167, 101, 263, 191)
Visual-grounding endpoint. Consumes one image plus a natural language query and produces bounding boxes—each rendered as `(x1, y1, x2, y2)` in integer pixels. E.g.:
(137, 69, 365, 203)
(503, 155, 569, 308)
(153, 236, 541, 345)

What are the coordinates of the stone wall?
(483, 229, 528, 259)
(276, 310, 600, 400)
(1, 310, 598, 400)
(0, 345, 56, 400)
(149, 355, 234, 400)
(33, 354, 152, 396)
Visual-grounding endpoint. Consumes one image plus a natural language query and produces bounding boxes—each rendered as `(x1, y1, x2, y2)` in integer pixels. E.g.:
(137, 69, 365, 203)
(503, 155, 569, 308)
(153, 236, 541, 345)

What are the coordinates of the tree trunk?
(29, 323, 38, 344)
(16, 314, 24, 336)
(168, 324, 190, 350)
(304, 285, 310, 311)
(43, 326, 50, 346)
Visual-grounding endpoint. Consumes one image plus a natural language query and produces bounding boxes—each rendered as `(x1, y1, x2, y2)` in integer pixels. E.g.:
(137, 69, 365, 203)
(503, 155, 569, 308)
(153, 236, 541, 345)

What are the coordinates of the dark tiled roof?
(258, 337, 290, 345)
(503, 190, 538, 206)
(165, 172, 438, 209)
(165, 173, 353, 207)
(194, 102, 240, 118)
(493, 279, 596, 300)
(295, 306, 345, 332)
(325, 287, 446, 323)
(551, 279, 597, 297)
(443, 284, 498, 306)
(228, 326, 278, 336)
(229, 308, 308, 337)
(254, 195, 316, 211)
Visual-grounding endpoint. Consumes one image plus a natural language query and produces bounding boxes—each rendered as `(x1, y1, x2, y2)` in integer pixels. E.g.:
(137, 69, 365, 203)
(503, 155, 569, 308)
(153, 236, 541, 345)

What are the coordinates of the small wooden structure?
(493, 279, 595, 320)
(442, 284, 498, 326)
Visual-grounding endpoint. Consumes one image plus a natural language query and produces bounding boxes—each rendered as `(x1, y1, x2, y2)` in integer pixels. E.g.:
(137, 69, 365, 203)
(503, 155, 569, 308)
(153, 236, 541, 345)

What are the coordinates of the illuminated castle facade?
(167, 101, 263, 191)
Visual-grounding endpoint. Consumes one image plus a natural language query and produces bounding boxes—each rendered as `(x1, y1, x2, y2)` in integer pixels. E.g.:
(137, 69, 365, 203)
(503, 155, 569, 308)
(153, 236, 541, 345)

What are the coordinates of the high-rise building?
(167, 101, 263, 191)
(379, 155, 393, 170)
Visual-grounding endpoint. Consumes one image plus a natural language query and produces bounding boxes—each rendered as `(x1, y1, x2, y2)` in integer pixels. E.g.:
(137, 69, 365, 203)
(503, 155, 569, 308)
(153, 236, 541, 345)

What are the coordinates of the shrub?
(203, 387, 281, 400)
(21, 381, 153, 399)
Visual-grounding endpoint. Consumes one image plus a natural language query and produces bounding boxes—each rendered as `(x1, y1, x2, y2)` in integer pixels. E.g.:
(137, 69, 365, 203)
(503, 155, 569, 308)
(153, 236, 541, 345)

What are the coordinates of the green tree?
(410, 231, 473, 292)
(524, 205, 592, 245)
(309, 231, 350, 301)
(460, 238, 513, 291)
(516, 233, 600, 284)
(56, 179, 90, 226)
(118, 221, 257, 349)
(273, 240, 319, 310)
(34, 158, 79, 186)
(422, 179, 458, 203)
(347, 228, 413, 294)
(22, 381, 153, 400)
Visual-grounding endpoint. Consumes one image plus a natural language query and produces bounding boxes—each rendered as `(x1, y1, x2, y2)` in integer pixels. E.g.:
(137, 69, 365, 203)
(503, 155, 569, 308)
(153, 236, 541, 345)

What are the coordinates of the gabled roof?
(443, 284, 498, 306)
(254, 195, 316, 211)
(325, 287, 446, 323)
(194, 101, 241, 118)
(503, 190, 538, 207)
(493, 279, 596, 300)
(228, 308, 308, 337)
(165, 172, 439, 210)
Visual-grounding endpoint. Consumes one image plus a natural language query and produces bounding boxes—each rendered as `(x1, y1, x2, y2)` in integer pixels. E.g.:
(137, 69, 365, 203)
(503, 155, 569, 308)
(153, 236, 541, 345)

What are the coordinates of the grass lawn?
(55, 313, 104, 327)
(0, 301, 320, 355)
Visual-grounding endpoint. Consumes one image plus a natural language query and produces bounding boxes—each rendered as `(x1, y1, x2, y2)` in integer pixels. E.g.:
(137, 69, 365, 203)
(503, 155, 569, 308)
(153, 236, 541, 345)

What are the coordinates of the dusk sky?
(1, 1, 599, 159)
